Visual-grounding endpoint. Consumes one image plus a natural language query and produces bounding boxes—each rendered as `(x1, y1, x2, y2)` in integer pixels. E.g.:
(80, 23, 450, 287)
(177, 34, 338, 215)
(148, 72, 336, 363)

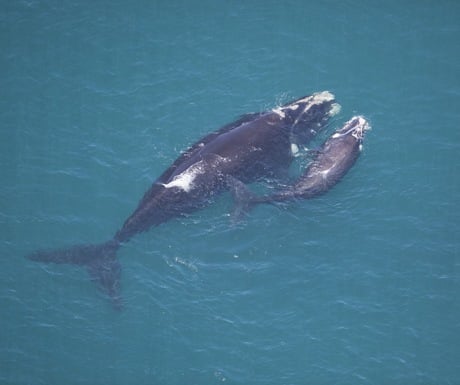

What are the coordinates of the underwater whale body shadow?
(27, 91, 368, 308)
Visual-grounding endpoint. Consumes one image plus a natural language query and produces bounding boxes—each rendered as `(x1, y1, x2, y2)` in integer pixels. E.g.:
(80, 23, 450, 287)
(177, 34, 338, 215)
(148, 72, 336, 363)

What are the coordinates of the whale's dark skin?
(27, 91, 339, 308)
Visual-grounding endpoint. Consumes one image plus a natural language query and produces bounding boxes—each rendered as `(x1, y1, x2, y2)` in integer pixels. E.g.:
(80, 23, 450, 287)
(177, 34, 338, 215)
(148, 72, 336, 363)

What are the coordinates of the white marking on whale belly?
(162, 161, 206, 192)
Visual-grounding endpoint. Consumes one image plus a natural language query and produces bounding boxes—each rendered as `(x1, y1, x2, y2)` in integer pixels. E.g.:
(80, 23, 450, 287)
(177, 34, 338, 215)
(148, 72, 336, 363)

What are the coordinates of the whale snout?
(293, 90, 341, 118)
(332, 116, 371, 141)
(273, 90, 340, 121)
(272, 91, 342, 145)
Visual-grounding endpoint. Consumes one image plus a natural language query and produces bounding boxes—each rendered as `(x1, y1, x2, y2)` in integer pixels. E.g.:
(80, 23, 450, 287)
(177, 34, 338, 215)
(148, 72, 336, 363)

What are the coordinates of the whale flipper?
(27, 240, 122, 309)
(226, 177, 258, 221)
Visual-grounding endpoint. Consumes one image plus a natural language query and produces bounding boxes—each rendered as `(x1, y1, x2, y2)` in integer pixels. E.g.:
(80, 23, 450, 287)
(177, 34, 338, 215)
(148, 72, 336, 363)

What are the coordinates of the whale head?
(273, 91, 341, 145)
(331, 115, 371, 151)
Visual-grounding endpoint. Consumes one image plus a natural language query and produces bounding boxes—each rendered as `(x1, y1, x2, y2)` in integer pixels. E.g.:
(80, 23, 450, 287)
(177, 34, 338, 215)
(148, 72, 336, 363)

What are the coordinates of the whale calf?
(228, 116, 370, 219)
(27, 91, 341, 307)
(250, 115, 370, 203)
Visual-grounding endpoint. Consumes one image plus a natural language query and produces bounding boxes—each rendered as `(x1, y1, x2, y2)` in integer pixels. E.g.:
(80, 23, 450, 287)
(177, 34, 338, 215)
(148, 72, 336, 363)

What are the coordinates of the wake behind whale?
(26, 91, 370, 308)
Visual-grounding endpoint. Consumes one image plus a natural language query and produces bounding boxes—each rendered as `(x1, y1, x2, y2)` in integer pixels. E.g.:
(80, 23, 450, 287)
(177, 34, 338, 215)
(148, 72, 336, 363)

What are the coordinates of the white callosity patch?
(288, 90, 334, 106)
(161, 161, 206, 192)
(331, 116, 371, 140)
(272, 90, 339, 120)
(298, 90, 334, 104)
(272, 107, 286, 118)
(272, 100, 300, 118)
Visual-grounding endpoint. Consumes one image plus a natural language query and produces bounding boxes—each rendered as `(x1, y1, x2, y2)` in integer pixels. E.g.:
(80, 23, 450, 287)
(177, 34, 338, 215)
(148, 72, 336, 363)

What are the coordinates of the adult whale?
(27, 91, 340, 307)
(230, 116, 371, 217)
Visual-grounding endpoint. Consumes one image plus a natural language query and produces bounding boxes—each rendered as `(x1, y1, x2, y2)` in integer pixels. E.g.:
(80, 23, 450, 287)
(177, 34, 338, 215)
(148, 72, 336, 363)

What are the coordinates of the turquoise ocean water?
(1, 1, 459, 384)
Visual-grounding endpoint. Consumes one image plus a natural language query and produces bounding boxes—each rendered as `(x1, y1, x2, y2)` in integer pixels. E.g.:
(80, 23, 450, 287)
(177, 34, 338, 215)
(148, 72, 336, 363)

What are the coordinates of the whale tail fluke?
(26, 239, 123, 309)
